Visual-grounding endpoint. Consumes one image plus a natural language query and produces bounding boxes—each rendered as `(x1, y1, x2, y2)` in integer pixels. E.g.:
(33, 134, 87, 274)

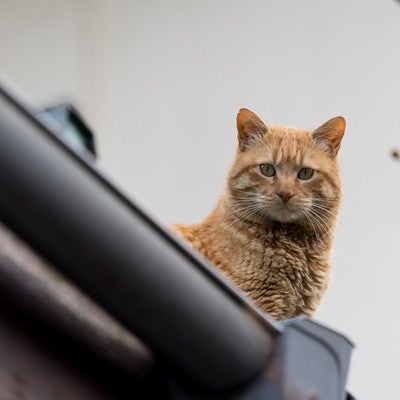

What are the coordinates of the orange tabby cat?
(172, 108, 345, 321)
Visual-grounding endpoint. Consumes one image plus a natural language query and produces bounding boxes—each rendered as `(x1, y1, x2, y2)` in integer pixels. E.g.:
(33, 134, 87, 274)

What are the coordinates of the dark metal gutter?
(0, 81, 276, 392)
(0, 220, 153, 379)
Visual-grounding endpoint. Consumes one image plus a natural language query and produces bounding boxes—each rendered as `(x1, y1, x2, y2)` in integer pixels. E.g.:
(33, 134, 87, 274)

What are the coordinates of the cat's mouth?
(267, 200, 309, 223)
(272, 208, 301, 223)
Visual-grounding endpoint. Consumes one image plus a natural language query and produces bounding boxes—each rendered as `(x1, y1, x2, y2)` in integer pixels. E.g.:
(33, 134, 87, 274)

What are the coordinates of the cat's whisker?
(302, 211, 322, 241)
(225, 195, 266, 220)
(304, 207, 332, 237)
(224, 205, 266, 232)
(310, 203, 337, 218)
(237, 204, 267, 221)
(311, 216, 331, 237)
(310, 201, 352, 232)
(226, 194, 270, 216)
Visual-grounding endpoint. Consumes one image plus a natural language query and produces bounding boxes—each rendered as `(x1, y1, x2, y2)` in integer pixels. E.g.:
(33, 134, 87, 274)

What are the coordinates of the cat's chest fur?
(174, 219, 331, 321)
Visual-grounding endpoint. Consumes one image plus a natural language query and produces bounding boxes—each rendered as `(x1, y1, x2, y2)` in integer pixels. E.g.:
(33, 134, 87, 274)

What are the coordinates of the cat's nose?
(276, 191, 295, 203)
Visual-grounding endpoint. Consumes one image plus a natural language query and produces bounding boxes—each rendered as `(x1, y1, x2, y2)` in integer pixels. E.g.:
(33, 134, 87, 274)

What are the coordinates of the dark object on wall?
(0, 78, 355, 399)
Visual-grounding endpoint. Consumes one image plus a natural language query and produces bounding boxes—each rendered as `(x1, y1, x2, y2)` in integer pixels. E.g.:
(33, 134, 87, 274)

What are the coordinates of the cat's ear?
(237, 108, 268, 151)
(312, 116, 346, 157)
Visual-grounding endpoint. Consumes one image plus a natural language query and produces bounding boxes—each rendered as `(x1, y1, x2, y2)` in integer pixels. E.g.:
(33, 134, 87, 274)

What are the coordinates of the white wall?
(2, 1, 400, 398)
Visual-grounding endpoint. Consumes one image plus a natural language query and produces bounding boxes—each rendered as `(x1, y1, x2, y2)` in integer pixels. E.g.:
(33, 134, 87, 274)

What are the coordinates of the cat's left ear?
(237, 108, 268, 151)
(312, 116, 346, 157)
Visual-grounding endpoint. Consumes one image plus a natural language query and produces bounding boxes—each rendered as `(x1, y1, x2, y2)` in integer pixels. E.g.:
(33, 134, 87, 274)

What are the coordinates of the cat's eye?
(260, 163, 276, 177)
(298, 167, 314, 180)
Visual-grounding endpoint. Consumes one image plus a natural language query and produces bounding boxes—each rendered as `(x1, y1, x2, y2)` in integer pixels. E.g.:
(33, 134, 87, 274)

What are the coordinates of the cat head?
(226, 108, 345, 229)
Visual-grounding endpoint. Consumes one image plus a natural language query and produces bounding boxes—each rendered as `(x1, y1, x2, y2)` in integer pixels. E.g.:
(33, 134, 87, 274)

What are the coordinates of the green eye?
(298, 167, 314, 180)
(260, 163, 276, 177)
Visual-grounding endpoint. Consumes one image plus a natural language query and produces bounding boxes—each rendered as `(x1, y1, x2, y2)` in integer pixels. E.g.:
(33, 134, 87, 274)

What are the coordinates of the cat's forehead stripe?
(265, 128, 313, 166)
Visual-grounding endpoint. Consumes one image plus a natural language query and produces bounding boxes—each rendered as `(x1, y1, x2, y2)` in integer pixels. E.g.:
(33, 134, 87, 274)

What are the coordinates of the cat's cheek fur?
(231, 173, 255, 191)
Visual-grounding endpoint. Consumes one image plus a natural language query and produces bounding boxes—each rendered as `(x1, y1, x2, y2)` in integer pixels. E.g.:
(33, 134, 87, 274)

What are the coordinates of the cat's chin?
(270, 213, 301, 224)
(266, 207, 306, 224)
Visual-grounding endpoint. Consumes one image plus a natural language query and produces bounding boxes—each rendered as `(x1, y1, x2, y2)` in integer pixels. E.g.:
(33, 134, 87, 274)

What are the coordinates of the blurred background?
(1, 1, 400, 398)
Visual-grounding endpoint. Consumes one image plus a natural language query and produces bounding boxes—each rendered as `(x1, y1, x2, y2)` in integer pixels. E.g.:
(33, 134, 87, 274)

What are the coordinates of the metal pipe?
(0, 83, 276, 392)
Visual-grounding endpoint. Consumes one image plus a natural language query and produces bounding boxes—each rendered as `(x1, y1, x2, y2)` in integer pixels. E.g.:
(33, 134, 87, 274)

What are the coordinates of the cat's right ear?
(237, 108, 268, 151)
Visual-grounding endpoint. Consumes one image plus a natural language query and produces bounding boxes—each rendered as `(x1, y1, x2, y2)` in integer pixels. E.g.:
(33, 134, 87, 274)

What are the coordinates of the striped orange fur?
(172, 108, 345, 321)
